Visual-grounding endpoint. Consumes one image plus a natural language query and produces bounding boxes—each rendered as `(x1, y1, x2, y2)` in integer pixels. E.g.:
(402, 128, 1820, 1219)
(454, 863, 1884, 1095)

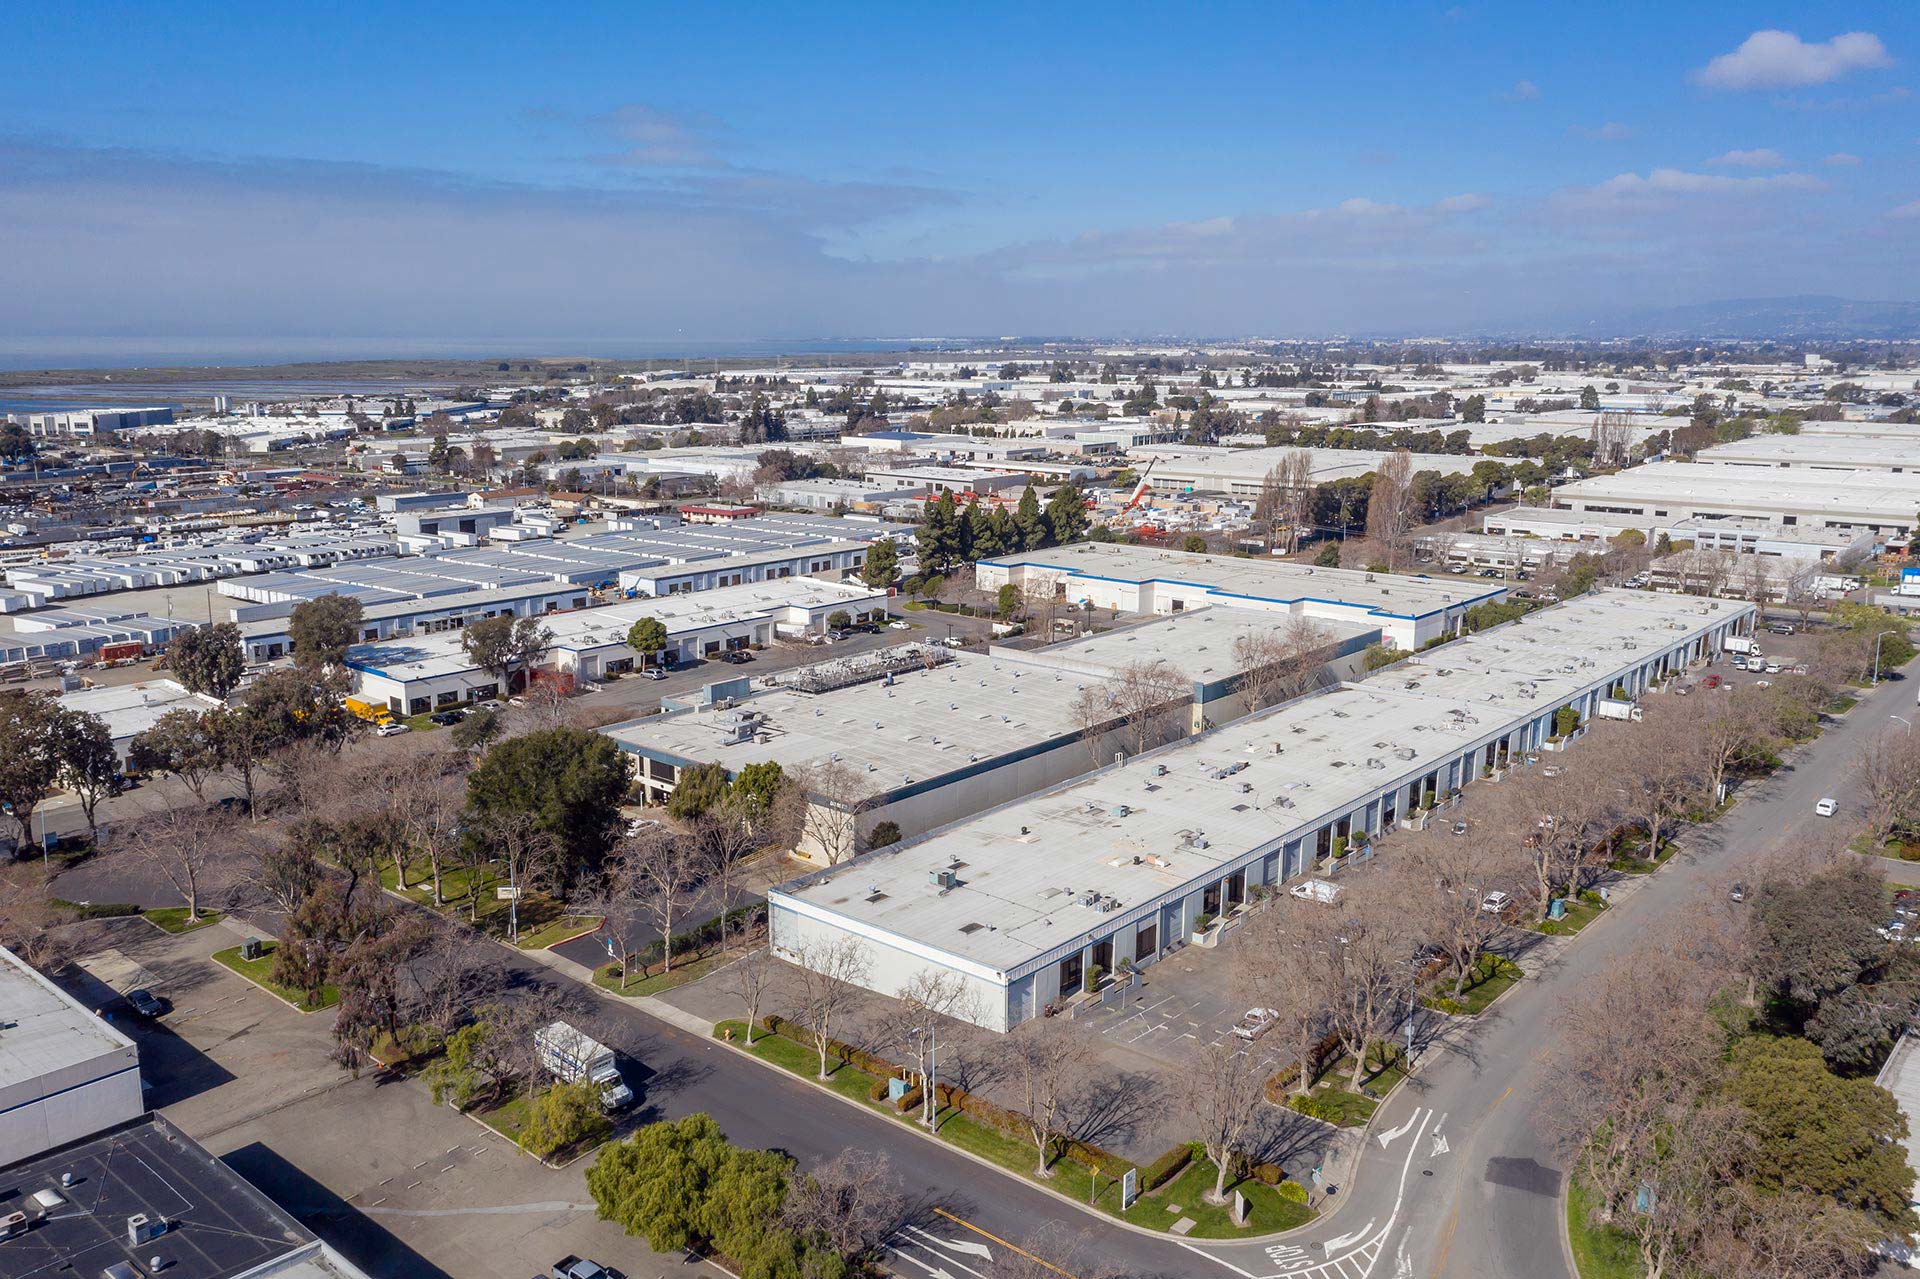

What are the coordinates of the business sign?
(1120, 1168, 1138, 1211)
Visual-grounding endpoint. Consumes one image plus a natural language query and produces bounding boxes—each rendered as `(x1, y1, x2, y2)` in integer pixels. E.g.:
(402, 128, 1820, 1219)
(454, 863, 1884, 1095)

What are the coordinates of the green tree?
(731, 761, 787, 818)
(1044, 484, 1090, 546)
(859, 537, 899, 588)
(625, 617, 669, 667)
(667, 762, 733, 821)
(449, 706, 502, 751)
(996, 583, 1021, 618)
(1314, 541, 1342, 567)
(866, 820, 902, 849)
(826, 611, 852, 632)
(1014, 485, 1047, 550)
(917, 493, 962, 574)
(287, 594, 364, 670)
(166, 622, 245, 698)
(587, 1113, 733, 1252)
(0, 692, 62, 851)
(1459, 394, 1486, 423)
(519, 1079, 606, 1159)
(466, 727, 629, 869)
(1579, 384, 1601, 410)
(461, 614, 553, 694)
(128, 708, 222, 802)
(49, 707, 120, 842)
(1182, 534, 1209, 553)
(1728, 1035, 1916, 1230)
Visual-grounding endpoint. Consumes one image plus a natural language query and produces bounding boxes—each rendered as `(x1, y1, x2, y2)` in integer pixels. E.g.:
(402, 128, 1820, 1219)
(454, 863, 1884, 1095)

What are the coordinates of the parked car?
(1703, 674, 1721, 688)
(429, 710, 465, 726)
(375, 721, 410, 737)
(720, 650, 753, 665)
(1768, 623, 1795, 636)
(126, 988, 167, 1017)
(475, 699, 504, 712)
(1450, 820, 1469, 836)
(888, 619, 912, 630)
(1481, 890, 1514, 915)
(1728, 883, 1747, 903)
(1815, 797, 1839, 818)
(641, 667, 668, 681)
(550, 1257, 611, 1279)
(1232, 1008, 1280, 1040)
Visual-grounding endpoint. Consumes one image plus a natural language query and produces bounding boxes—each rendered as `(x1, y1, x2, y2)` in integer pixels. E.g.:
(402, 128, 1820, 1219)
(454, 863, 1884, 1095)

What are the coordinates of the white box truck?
(1595, 697, 1643, 722)
(1724, 635, 1757, 656)
(1288, 879, 1344, 905)
(535, 1021, 633, 1111)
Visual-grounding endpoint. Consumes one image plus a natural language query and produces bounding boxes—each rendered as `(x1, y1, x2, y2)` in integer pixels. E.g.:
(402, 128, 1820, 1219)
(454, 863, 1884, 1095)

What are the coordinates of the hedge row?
(1263, 1029, 1345, 1101)
(633, 903, 763, 967)
(53, 899, 142, 921)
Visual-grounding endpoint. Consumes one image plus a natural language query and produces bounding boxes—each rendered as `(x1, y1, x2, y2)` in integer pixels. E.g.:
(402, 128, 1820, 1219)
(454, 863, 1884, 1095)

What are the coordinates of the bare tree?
(1113, 659, 1190, 756)
(726, 945, 776, 1044)
(789, 936, 872, 1079)
(615, 824, 702, 973)
(1276, 449, 1315, 554)
(792, 760, 865, 866)
(1002, 1025, 1092, 1177)
(1324, 896, 1417, 1090)
(1858, 725, 1920, 848)
(1397, 826, 1524, 997)
(482, 811, 560, 942)
(1184, 1037, 1267, 1203)
(1364, 450, 1415, 570)
(883, 967, 980, 1129)
(0, 861, 68, 966)
(1236, 901, 1338, 1097)
(782, 1150, 909, 1265)
(118, 806, 244, 922)
(1591, 412, 1633, 468)
(1782, 567, 1823, 630)
(1021, 580, 1063, 642)
(1232, 615, 1332, 713)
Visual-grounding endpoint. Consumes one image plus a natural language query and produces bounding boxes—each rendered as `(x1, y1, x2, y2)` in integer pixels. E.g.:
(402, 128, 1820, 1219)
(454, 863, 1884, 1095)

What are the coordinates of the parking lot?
(1074, 943, 1291, 1081)
(54, 917, 667, 1279)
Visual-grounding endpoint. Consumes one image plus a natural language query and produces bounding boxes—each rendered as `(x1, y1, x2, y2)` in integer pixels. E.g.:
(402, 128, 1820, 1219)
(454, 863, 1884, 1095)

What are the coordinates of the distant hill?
(1585, 296, 1920, 341)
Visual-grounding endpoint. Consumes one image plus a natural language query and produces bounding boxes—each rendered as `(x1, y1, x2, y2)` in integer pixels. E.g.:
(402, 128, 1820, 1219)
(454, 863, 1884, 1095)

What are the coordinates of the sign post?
(1120, 1168, 1138, 1211)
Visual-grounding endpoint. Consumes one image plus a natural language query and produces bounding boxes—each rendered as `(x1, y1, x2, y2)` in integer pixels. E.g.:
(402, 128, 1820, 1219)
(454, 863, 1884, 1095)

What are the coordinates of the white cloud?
(1568, 122, 1634, 141)
(1434, 193, 1491, 213)
(1707, 148, 1787, 169)
(1693, 30, 1892, 91)
(1823, 152, 1864, 166)
(1890, 199, 1920, 220)
(1556, 167, 1827, 213)
(1511, 79, 1540, 100)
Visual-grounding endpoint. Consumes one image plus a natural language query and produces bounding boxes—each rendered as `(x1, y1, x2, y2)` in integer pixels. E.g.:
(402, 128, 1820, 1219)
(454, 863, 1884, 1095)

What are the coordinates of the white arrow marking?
(1396, 1239, 1414, 1278)
(1375, 1107, 1423, 1148)
(1431, 1111, 1448, 1136)
(934, 1235, 993, 1261)
(1324, 1219, 1377, 1252)
(1430, 1133, 1451, 1158)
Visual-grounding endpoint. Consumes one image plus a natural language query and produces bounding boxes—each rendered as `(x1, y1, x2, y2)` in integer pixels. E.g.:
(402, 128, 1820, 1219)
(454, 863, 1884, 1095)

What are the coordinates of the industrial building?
(1548, 462, 1920, 535)
(56, 680, 227, 760)
(0, 945, 142, 1166)
(769, 589, 1755, 1032)
(344, 578, 885, 715)
(7, 406, 174, 437)
(606, 612, 1375, 861)
(976, 542, 1506, 649)
(1693, 435, 1920, 474)
(1125, 445, 1484, 498)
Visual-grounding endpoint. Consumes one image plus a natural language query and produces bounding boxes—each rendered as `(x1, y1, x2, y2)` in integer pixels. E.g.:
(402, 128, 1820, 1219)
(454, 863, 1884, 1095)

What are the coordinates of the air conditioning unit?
(127, 1213, 166, 1246)
(241, 937, 264, 961)
(930, 869, 957, 890)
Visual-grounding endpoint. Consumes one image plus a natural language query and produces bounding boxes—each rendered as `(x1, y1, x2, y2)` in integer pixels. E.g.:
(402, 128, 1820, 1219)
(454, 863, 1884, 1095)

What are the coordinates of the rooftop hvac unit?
(1113, 804, 1131, 818)
(1152, 764, 1168, 776)
(930, 869, 957, 890)
(127, 1213, 166, 1246)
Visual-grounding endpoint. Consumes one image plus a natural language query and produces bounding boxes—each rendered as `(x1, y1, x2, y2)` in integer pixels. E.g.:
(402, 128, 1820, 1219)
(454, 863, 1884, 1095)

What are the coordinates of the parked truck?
(1724, 635, 1758, 656)
(534, 1021, 633, 1111)
(1288, 879, 1344, 905)
(1595, 697, 1643, 723)
(549, 1256, 610, 1279)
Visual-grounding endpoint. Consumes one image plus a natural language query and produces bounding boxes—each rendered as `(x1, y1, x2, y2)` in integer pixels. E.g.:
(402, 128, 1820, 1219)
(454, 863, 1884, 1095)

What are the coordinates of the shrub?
(519, 1080, 605, 1159)
(1286, 1093, 1347, 1124)
(1278, 1179, 1309, 1203)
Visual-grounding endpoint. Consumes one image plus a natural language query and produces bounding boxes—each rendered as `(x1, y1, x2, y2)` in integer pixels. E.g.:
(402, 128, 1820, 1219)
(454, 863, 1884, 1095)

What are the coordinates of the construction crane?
(1117, 459, 1158, 515)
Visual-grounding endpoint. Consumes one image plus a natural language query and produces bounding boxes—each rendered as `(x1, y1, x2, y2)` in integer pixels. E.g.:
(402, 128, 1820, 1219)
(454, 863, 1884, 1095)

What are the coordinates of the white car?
(1481, 890, 1514, 915)
(1232, 1008, 1280, 1040)
(888, 620, 912, 630)
(375, 721, 410, 737)
(1815, 797, 1839, 818)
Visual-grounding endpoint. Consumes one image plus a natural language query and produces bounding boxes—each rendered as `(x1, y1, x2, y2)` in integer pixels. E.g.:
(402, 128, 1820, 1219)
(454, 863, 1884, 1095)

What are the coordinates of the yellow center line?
(1430, 1202, 1461, 1276)
(932, 1206, 1079, 1278)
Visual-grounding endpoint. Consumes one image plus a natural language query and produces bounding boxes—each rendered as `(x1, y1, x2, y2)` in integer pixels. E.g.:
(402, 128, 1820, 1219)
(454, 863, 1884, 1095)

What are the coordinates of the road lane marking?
(1323, 1220, 1377, 1251)
(1375, 1111, 1420, 1148)
(931, 1207, 1074, 1278)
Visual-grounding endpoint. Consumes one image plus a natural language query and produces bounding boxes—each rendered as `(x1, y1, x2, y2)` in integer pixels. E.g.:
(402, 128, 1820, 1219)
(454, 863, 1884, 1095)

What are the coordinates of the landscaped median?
(1423, 954, 1523, 1017)
(144, 906, 222, 934)
(212, 940, 338, 1012)
(1263, 1033, 1407, 1128)
(714, 1017, 1315, 1239)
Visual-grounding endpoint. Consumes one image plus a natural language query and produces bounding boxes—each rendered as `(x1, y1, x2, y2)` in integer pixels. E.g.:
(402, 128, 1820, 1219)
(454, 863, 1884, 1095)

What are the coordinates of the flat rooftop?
(1129, 444, 1482, 486)
(989, 606, 1380, 688)
(776, 589, 1746, 974)
(0, 947, 137, 1098)
(1552, 461, 1920, 520)
(1694, 435, 1920, 469)
(604, 645, 1101, 802)
(346, 577, 883, 681)
(0, 1114, 324, 1279)
(56, 680, 224, 740)
(984, 542, 1504, 620)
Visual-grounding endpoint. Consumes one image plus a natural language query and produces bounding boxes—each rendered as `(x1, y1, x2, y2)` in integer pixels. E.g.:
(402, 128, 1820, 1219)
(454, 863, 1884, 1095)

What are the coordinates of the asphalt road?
(1172, 656, 1920, 1279)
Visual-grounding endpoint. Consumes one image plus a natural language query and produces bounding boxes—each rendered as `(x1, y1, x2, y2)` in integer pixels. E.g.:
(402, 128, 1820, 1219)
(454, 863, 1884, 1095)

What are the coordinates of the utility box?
(241, 937, 264, 961)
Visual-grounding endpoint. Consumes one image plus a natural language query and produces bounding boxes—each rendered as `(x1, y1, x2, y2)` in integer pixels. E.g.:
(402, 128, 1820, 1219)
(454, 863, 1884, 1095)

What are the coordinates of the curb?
(707, 1027, 1326, 1246)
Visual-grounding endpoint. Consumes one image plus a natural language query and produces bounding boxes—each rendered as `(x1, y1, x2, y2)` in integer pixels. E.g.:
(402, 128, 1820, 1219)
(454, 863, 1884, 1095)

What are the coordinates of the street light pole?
(1872, 631, 1888, 685)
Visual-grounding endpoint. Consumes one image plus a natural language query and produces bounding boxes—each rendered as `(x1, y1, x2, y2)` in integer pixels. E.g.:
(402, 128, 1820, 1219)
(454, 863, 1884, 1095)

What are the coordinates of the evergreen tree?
(917, 493, 962, 574)
(1014, 485, 1046, 550)
(1044, 484, 1090, 546)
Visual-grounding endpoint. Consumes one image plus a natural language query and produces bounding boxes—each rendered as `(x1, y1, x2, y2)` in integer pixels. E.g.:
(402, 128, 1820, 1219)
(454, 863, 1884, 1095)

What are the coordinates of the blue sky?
(3, 2, 1918, 354)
